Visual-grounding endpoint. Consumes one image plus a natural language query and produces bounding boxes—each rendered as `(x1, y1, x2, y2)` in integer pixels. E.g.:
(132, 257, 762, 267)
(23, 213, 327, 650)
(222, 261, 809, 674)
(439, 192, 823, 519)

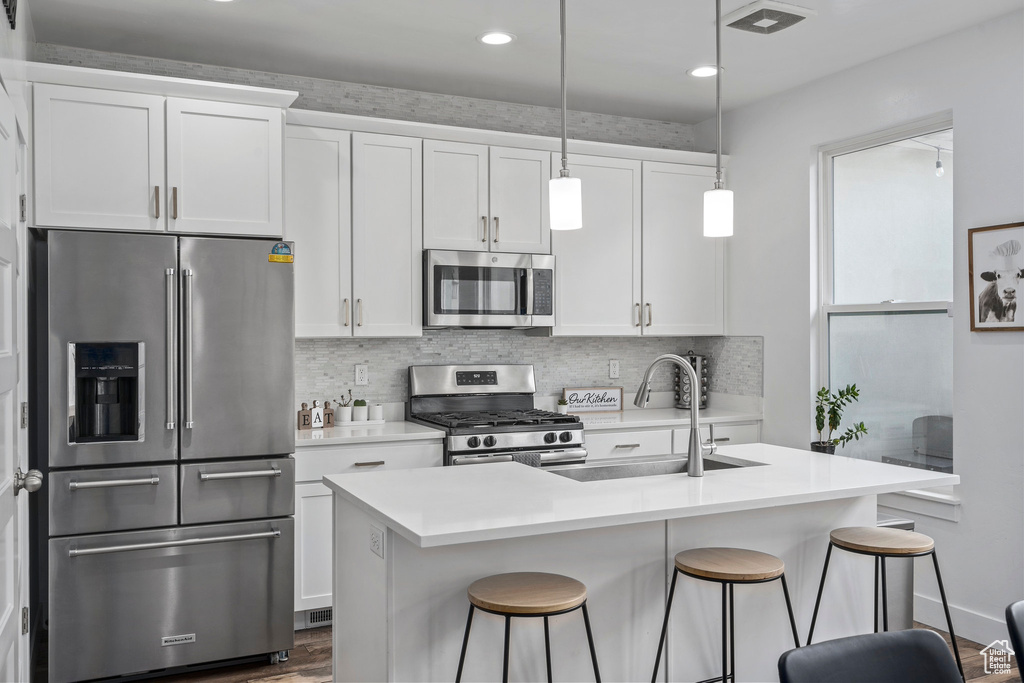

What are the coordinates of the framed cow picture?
(969, 222, 1024, 331)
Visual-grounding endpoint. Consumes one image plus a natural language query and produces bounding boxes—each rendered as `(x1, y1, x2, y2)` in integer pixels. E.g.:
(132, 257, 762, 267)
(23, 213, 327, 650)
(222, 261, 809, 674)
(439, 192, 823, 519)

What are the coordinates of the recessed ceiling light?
(478, 32, 516, 46)
(688, 65, 721, 78)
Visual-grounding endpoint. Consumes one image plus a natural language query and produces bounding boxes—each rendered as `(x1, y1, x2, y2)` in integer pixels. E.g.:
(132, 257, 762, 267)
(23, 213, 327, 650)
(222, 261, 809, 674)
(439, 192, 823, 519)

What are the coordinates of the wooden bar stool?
(455, 571, 601, 683)
(651, 547, 800, 683)
(805, 526, 964, 680)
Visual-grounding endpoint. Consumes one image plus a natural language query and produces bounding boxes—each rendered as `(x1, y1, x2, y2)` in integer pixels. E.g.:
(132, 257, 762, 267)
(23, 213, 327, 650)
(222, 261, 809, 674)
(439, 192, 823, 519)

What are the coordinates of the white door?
(33, 84, 165, 231)
(285, 126, 353, 337)
(641, 161, 725, 335)
(551, 154, 643, 336)
(167, 98, 283, 236)
(489, 147, 550, 254)
(423, 140, 488, 251)
(352, 132, 422, 337)
(0, 83, 29, 681)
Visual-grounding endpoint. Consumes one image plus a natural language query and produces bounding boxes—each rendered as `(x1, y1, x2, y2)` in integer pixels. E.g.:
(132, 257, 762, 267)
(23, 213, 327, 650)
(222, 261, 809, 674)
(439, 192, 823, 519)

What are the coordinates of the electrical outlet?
(609, 360, 620, 379)
(355, 364, 369, 386)
(369, 524, 384, 558)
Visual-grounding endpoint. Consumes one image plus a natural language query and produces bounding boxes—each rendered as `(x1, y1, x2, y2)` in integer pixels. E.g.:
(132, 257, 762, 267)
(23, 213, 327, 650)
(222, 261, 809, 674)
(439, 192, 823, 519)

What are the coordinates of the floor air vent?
(305, 607, 333, 628)
(723, 0, 816, 35)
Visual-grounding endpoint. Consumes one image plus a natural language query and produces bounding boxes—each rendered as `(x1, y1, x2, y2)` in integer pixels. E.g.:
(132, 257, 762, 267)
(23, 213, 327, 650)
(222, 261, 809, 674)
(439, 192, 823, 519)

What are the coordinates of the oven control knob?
(483, 436, 497, 448)
(559, 431, 574, 443)
(543, 432, 557, 444)
(467, 436, 481, 448)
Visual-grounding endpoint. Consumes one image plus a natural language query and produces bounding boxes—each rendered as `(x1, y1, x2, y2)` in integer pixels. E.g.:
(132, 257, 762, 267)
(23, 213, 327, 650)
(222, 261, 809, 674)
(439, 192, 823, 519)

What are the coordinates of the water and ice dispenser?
(68, 342, 144, 443)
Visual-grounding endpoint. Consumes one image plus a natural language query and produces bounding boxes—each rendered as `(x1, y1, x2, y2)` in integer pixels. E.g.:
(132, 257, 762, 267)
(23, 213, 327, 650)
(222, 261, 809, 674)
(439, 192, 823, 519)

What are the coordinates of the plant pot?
(368, 404, 384, 421)
(352, 405, 368, 421)
(337, 406, 353, 423)
(810, 441, 836, 454)
(556, 404, 569, 414)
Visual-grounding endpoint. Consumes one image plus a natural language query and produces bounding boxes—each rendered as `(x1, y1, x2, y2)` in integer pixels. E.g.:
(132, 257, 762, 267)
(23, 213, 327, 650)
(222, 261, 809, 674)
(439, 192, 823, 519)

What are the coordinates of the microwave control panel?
(533, 270, 553, 316)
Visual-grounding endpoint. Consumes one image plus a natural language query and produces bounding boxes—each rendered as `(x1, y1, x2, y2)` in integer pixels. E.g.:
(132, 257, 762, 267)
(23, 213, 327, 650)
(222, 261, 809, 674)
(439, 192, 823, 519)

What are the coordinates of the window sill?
(878, 485, 960, 522)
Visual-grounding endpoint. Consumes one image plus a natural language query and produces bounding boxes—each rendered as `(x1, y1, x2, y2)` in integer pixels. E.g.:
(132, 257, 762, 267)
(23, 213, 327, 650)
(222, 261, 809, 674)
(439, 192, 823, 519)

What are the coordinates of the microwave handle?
(525, 268, 534, 316)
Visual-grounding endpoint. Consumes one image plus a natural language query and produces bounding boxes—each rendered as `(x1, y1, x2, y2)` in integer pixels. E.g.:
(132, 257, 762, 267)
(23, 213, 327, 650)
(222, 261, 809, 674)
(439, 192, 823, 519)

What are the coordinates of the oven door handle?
(539, 448, 589, 465)
(525, 268, 534, 317)
(450, 453, 515, 466)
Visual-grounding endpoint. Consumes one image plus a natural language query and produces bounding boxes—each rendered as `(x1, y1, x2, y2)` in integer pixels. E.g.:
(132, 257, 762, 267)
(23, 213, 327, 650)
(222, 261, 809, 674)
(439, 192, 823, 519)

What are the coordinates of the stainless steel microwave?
(424, 250, 555, 328)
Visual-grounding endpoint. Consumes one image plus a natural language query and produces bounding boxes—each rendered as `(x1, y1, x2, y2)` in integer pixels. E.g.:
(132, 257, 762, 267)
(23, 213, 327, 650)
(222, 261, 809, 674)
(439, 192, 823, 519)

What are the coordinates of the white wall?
(718, 11, 1024, 644)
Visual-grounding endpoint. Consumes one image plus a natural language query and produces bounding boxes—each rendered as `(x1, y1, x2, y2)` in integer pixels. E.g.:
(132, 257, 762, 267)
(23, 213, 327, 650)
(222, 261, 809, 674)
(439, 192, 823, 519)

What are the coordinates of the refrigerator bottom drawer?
(48, 519, 294, 683)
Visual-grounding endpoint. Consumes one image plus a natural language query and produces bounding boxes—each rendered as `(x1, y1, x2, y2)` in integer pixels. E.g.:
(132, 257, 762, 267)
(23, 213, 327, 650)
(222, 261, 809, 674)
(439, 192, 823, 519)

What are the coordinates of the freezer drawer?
(49, 464, 178, 536)
(48, 519, 294, 683)
(180, 457, 295, 524)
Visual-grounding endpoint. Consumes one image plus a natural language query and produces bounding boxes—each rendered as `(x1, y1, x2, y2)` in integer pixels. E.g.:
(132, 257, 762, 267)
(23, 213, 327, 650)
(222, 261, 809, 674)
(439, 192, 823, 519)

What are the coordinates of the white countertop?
(296, 421, 444, 447)
(579, 406, 762, 431)
(324, 443, 958, 548)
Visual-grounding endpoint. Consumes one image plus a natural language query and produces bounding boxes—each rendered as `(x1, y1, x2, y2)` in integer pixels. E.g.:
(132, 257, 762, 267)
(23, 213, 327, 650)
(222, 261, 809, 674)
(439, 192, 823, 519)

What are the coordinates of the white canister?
(337, 406, 353, 422)
(368, 404, 384, 421)
(352, 405, 368, 421)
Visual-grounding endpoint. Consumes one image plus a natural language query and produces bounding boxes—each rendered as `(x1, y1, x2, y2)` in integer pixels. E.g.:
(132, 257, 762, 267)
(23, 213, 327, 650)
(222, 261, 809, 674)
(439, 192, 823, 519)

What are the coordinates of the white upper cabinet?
(551, 154, 642, 336)
(641, 161, 724, 335)
(284, 126, 352, 338)
(166, 98, 283, 236)
(33, 84, 165, 231)
(351, 132, 423, 337)
(422, 141, 550, 254)
(33, 83, 286, 236)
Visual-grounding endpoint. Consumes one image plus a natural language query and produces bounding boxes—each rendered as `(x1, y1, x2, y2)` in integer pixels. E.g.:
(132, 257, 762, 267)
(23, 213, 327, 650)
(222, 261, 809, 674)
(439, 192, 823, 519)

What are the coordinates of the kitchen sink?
(545, 453, 765, 482)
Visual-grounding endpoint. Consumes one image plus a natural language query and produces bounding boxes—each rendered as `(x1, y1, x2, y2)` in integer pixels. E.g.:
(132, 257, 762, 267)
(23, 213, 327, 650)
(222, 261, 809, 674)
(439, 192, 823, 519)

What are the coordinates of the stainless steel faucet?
(634, 353, 716, 476)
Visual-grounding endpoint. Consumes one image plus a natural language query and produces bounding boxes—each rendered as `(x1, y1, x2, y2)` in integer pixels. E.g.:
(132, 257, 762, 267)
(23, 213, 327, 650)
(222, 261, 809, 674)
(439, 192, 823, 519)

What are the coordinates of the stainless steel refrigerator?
(31, 230, 295, 682)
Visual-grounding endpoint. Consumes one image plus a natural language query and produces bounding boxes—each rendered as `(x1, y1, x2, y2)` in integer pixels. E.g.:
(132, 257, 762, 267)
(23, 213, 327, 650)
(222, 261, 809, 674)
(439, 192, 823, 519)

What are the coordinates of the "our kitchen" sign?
(562, 387, 623, 413)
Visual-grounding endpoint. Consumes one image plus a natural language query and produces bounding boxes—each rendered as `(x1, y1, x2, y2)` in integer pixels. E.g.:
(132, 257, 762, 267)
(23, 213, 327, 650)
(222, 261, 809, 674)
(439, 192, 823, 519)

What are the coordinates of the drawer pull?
(199, 467, 281, 481)
(69, 529, 280, 557)
(614, 443, 642, 449)
(714, 437, 731, 443)
(354, 460, 386, 468)
(69, 476, 160, 491)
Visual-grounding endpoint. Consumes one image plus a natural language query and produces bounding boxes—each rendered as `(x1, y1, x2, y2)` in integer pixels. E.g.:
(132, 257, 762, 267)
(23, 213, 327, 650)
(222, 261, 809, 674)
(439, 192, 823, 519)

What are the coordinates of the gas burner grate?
(416, 409, 579, 429)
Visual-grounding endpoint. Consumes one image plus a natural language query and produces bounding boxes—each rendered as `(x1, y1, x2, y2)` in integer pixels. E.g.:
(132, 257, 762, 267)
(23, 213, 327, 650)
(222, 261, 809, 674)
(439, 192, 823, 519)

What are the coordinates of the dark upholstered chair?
(1007, 600, 1024, 665)
(778, 629, 962, 683)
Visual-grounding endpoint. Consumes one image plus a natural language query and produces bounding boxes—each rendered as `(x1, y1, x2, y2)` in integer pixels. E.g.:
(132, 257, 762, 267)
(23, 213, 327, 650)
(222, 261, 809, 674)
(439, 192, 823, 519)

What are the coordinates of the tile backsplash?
(296, 331, 762, 406)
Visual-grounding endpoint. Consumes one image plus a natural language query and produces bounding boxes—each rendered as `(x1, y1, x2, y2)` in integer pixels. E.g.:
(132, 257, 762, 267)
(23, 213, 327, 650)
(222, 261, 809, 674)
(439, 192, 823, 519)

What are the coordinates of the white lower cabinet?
(294, 441, 442, 619)
(583, 429, 673, 461)
(672, 422, 762, 452)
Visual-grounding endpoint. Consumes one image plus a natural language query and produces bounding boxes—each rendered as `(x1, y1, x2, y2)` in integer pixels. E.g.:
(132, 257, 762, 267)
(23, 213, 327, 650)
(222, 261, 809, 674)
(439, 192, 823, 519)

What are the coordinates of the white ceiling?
(29, 0, 1023, 124)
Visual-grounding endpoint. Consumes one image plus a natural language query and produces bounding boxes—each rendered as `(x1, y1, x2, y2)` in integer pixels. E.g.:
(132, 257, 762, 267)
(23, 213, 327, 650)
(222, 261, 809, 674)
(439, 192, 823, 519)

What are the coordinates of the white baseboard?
(915, 593, 1009, 647)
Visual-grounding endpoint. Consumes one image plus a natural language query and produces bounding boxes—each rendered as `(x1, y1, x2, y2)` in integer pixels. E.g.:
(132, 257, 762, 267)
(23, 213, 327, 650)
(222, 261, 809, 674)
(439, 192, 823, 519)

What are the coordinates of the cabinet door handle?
(714, 437, 731, 443)
(493, 216, 500, 243)
(634, 303, 641, 327)
(646, 303, 653, 327)
(154, 186, 160, 219)
(354, 460, 385, 468)
(614, 443, 642, 449)
(357, 299, 363, 327)
(172, 187, 179, 220)
(481, 215, 488, 243)
(343, 298, 350, 327)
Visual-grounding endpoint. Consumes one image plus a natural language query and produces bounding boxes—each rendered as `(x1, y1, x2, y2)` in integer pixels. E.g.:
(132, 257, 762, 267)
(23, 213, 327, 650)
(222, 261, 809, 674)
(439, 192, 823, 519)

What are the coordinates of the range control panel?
(456, 371, 498, 386)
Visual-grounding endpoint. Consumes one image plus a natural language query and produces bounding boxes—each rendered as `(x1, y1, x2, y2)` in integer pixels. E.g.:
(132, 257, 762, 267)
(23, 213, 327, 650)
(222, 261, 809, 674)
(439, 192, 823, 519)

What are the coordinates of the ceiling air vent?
(723, 0, 816, 35)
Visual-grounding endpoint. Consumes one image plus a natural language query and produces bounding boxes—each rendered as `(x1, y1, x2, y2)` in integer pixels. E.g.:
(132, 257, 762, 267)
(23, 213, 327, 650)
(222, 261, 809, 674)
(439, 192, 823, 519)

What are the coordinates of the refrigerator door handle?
(184, 269, 194, 429)
(165, 268, 176, 430)
(69, 476, 160, 491)
(199, 467, 281, 481)
(68, 529, 281, 557)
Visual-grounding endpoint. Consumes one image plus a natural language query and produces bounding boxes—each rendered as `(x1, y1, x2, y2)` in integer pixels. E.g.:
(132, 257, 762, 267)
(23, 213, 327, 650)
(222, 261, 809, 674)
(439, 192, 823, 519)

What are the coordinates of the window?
(820, 119, 953, 472)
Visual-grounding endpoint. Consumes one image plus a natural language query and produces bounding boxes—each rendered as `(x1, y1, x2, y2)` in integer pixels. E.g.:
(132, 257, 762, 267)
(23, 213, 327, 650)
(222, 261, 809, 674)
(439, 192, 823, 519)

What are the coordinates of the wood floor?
(151, 623, 1020, 683)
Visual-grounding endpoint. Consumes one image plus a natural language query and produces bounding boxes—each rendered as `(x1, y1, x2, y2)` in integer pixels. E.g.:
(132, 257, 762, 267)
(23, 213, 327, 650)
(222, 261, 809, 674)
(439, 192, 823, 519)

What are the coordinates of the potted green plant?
(352, 398, 368, 422)
(556, 398, 569, 415)
(336, 390, 354, 422)
(812, 384, 868, 454)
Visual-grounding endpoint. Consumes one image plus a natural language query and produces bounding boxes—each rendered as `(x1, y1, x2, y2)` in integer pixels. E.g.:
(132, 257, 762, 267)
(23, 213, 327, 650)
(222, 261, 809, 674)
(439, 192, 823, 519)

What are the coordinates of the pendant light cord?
(715, 0, 723, 189)
(559, 0, 569, 177)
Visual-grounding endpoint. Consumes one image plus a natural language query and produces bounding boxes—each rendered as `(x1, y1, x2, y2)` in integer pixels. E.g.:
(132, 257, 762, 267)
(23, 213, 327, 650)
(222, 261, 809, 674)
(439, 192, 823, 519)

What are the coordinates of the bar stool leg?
(806, 542, 834, 644)
(544, 616, 553, 683)
(721, 583, 728, 683)
(880, 556, 889, 632)
(780, 574, 801, 647)
(873, 556, 880, 633)
(502, 615, 511, 683)
(582, 602, 602, 682)
(456, 604, 475, 683)
(931, 550, 965, 681)
(651, 568, 680, 683)
(728, 583, 736, 681)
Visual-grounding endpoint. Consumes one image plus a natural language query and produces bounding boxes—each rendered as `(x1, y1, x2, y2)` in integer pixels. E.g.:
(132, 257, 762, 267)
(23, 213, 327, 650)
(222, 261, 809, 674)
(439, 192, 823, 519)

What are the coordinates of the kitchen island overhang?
(325, 444, 958, 682)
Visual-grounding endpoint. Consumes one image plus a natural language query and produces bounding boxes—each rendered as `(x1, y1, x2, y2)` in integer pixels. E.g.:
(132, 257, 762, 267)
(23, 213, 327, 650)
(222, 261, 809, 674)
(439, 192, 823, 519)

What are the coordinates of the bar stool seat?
(457, 572, 601, 683)
(829, 526, 935, 555)
(469, 572, 588, 615)
(675, 547, 786, 582)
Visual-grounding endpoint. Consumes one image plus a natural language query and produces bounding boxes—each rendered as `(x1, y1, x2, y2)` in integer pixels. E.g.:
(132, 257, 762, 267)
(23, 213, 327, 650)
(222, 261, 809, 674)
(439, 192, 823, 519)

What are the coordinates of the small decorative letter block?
(311, 400, 324, 429)
(297, 403, 312, 430)
(323, 400, 335, 428)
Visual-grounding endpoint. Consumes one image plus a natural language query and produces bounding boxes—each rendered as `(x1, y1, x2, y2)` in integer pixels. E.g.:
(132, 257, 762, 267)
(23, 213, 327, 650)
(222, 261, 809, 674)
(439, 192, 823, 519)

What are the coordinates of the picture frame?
(968, 222, 1024, 332)
(562, 386, 623, 413)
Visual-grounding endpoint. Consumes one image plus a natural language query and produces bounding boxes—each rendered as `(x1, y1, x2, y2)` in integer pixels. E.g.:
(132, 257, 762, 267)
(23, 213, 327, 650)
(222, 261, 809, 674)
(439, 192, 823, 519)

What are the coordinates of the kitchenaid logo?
(161, 633, 196, 647)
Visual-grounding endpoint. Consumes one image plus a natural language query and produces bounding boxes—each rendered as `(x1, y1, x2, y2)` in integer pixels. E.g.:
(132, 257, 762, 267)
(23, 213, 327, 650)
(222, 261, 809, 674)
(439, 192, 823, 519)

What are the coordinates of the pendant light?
(703, 0, 734, 237)
(934, 148, 945, 177)
(549, 0, 583, 231)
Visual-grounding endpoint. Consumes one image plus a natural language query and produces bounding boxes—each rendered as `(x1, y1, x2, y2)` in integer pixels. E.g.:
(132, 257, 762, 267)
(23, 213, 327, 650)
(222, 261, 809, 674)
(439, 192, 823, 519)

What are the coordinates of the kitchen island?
(325, 444, 958, 682)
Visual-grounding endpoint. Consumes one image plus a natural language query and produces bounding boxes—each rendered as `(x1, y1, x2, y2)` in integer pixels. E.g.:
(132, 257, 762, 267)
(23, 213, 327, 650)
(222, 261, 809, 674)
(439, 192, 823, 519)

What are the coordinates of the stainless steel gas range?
(406, 364, 587, 466)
